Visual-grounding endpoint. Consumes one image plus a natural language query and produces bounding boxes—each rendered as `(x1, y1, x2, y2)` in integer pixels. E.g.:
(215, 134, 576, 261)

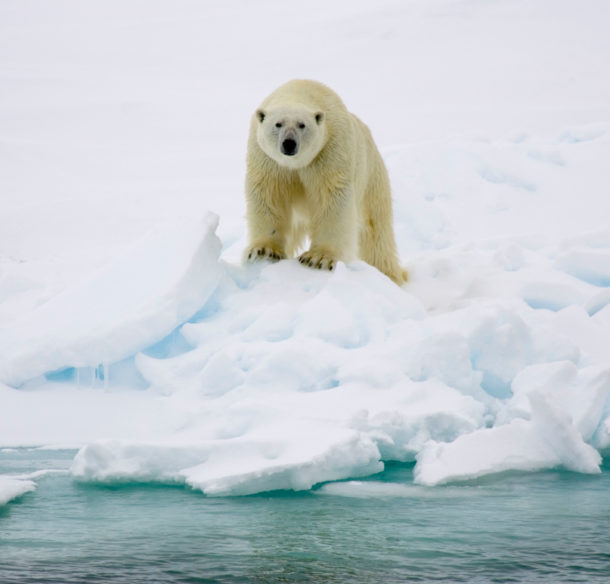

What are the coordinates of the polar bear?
(244, 79, 406, 285)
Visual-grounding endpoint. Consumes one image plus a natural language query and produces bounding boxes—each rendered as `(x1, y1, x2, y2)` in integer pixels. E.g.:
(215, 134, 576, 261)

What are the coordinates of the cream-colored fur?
(244, 79, 407, 285)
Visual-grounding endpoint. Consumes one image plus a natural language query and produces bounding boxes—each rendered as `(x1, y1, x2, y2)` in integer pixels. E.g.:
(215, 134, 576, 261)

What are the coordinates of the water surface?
(1, 449, 609, 583)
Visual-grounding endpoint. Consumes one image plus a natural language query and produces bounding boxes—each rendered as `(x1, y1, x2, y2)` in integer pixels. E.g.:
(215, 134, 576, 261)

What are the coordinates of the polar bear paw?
(246, 246, 285, 262)
(298, 250, 336, 271)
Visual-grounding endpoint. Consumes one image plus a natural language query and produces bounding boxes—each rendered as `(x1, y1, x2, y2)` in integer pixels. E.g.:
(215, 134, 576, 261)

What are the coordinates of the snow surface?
(1, 0, 610, 496)
(0, 213, 221, 386)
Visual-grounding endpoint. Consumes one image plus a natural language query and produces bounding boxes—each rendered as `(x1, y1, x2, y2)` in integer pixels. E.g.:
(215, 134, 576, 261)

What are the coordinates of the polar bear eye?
(298, 123, 306, 129)
(275, 122, 283, 128)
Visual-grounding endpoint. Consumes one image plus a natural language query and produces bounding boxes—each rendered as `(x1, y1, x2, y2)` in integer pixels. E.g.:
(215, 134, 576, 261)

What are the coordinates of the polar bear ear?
(256, 110, 266, 123)
(314, 112, 324, 125)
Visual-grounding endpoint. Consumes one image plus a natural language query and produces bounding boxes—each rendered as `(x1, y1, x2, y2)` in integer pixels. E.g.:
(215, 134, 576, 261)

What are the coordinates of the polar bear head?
(255, 106, 326, 169)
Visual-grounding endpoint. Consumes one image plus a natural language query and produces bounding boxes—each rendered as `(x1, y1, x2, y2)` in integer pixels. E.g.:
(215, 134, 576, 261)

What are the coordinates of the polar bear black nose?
(281, 138, 297, 156)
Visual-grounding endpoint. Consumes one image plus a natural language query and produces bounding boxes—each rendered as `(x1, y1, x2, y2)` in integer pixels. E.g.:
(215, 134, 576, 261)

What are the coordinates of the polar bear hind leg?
(359, 178, 407, 285)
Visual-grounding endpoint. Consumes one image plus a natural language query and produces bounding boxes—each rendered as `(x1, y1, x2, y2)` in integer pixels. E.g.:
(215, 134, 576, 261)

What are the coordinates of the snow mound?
(415, 388, 603, 486)
(0, 213, 222, 387)
(0, 476, 36, 505)
(61, 218, 610, 493)
(1, 211, 609, 493)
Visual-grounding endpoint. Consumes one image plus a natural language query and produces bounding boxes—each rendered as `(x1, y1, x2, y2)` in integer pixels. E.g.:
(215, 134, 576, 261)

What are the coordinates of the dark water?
(1, 449, 610, 583)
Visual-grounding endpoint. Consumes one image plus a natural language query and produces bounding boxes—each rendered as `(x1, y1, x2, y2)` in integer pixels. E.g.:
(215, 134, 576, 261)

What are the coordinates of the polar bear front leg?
(245, 227, 286, 263)
(298, 190, 358, 271)
(244, 193, 287, 263)
(298, 247, 336, 270)
(247, 245, 285, 262)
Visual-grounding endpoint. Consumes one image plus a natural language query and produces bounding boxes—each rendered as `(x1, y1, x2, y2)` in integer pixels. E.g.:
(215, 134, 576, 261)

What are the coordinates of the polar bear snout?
(281, 137, 298, 156)
(279, 127, 299, 156)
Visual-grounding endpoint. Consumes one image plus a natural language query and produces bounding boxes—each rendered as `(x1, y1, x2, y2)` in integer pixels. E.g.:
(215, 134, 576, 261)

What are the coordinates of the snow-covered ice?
(1, 0, 610, 496)
(0, 213, 221, 387)
(6, 217, 610, 493)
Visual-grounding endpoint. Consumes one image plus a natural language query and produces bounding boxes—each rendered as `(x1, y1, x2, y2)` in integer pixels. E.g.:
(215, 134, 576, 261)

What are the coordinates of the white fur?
(244, 79, 406, 284)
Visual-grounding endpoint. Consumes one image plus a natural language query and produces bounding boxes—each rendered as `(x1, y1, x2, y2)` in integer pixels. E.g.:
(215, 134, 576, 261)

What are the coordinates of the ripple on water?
(1, 451, 610, 583)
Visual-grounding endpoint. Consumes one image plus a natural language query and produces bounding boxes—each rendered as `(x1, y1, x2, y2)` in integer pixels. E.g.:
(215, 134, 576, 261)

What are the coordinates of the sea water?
(1, 449, 609, 584)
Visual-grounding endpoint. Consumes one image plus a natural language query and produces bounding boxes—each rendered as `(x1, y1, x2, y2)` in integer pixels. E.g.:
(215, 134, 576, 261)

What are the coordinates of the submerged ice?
(0, 475, 36, 506)
(2, 206, 609, 495)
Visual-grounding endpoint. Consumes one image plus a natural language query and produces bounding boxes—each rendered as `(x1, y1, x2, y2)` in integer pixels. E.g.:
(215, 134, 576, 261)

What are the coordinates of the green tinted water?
(1, 449, 609, 583)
